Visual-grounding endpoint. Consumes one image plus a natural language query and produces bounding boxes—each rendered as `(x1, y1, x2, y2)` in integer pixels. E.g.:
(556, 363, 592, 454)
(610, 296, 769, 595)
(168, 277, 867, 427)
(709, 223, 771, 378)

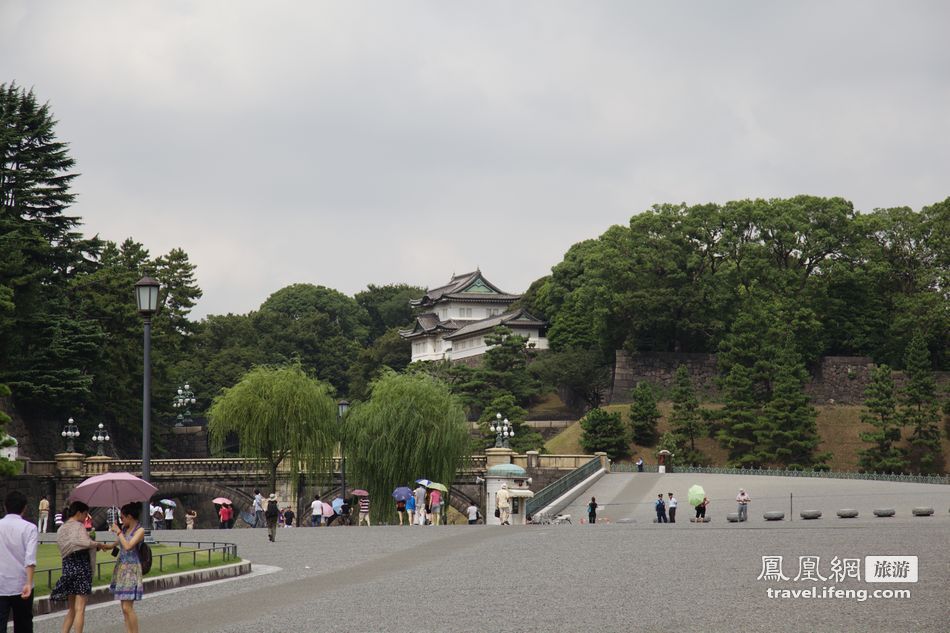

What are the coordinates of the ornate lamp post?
(61, 417, 80, 453)
(92, 423, 111, 457)
(134, 276, 160, 486)
(338, 399, 349, 502)
(172, 383, 196, 427)
(490, 412, 514, 449)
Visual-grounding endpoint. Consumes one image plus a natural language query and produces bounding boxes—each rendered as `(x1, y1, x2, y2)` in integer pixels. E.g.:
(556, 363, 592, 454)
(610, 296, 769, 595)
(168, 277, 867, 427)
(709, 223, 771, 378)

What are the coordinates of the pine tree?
(758, 338, 825, 469)
(857, 365, 907, 473)
(716, 363, 761, 467)
(579, 408, 629, 461)
(629, 382, 660, 446)
(669, 365, 705, 463)
(901, 331, 944, 474)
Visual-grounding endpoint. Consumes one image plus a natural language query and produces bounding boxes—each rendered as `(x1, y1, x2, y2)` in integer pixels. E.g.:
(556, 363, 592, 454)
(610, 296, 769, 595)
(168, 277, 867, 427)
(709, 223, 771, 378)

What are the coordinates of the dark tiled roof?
(409, 270, 517, 307)
(399, 313, 464, 339)
(442, 309, 545, 341)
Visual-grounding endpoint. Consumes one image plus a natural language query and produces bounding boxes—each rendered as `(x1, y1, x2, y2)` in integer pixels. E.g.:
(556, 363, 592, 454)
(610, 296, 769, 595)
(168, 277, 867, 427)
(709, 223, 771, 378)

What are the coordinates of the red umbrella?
(351, 489, 369, 497)
(68, 472, 158, 508)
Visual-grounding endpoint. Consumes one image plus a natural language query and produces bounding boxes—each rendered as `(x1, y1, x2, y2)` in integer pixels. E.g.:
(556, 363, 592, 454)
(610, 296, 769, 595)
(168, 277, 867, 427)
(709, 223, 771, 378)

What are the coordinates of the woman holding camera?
(109, 502, 145, 633)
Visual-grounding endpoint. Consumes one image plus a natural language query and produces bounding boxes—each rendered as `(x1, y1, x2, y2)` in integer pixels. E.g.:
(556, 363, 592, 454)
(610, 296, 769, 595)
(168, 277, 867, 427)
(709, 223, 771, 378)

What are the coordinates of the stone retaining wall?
(610, 351, 949, 404)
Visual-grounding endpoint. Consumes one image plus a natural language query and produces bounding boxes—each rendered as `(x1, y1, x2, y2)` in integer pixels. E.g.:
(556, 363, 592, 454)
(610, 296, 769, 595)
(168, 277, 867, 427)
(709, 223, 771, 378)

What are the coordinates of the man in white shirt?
(413, 485, 427, 526)
(150, 503, 164, 530)
(253, 489, 265, 528)
(495, 484, 511, 525)
(310, 495, 323, 527)
(164, 504, 175, 529)
(0, 491, 38, 632)
(465, 503, 479, 525)
(668, 492, 678, 523)
(736, 489, 751, 522)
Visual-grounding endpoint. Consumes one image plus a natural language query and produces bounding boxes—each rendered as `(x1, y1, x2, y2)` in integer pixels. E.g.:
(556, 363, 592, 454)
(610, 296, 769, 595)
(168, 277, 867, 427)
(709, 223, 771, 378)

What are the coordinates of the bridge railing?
(525, 456, 602, 518)
(610, 463, 950, 485)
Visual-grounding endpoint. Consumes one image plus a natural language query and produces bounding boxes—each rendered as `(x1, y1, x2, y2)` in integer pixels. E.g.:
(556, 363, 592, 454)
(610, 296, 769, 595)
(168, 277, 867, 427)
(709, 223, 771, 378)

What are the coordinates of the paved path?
(29, 474, 950, 633)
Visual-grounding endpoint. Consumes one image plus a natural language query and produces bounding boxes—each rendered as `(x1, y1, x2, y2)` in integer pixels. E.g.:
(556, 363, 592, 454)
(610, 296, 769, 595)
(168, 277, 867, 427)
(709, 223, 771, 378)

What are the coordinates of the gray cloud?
(2, 1, 948, 318)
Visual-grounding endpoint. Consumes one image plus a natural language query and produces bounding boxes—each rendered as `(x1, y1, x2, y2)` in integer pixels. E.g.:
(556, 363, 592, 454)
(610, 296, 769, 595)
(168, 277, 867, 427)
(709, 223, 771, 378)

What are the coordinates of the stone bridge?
(12, 451, 595, 527)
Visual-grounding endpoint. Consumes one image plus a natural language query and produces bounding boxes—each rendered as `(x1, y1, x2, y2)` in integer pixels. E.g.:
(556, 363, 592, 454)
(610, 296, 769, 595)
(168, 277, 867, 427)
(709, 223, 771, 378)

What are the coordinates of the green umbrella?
(427, 482, 449, 493)
(688, 484, 706, 507)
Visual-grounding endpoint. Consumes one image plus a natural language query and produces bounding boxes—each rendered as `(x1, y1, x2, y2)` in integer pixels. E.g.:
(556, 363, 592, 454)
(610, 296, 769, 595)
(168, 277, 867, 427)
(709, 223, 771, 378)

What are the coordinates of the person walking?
(587, 497, 598, 524)
(282, 507, 295, 528)
(695, 496, 709, 521)
(109, 502, 145, 633)
(217, 504, 231, 529)
(0, 491, 38, 633)
(264, 494, 280, 542)
(184, 509, 197, 530)
(52, 501, 111, 633)
(636, 457, 644, 472)
(405, 492, 416, 526)
(38, 496, 50, 533)
(357, 495, 371, 526)
(395, 497, 407, 526)
(465, 502, 479, 525)
(495, 484, 511, 525)
(149, 504, 163, 531)
(310, 495, 323, 527)
(163, 504, 174, 530)
(736, 489, 751, 522)
(413, 485, 427, 526)
(667, 493, 678, 523)
(655, 494, 668, 523)
(429, 489, 442, 526)
(253, 490, 265, 528)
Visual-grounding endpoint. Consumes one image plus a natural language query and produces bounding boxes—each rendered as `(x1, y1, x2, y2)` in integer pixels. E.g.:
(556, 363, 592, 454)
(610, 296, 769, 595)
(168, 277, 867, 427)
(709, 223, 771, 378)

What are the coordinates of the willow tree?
(345, 371, 469, 523)
(207, 365, 338, 492)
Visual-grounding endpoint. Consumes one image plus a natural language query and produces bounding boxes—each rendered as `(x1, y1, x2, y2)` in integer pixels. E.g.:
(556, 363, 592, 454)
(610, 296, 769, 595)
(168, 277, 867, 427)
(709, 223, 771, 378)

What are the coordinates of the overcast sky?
(2, 1, 948, 318)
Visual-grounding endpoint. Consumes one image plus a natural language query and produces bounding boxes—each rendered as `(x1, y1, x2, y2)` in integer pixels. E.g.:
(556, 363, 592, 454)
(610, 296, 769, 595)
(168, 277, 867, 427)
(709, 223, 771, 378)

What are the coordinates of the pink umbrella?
(212, 497, 232, 505)
(68, 472, 158, 508)
(321, 501, 335, 518)
(351, 489, 369, 497)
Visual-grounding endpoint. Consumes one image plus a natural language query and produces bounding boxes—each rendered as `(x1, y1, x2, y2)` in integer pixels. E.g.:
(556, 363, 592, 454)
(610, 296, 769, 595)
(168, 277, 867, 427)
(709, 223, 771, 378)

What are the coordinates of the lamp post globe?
(62, 417, 80, 453)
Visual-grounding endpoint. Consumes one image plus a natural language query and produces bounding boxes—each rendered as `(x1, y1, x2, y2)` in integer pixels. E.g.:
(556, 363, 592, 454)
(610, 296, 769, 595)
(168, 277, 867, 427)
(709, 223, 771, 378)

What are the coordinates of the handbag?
(494, 508, 500, 518)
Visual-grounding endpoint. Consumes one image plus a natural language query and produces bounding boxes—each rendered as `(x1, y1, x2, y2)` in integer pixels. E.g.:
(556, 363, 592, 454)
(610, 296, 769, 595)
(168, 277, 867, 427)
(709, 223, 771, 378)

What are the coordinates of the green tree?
(529, 348, 610, 409)
(207, 365, 338, 492)
(900, 331, 944, 474)
(628, 382, 660, 447)
(857, 364, 907, 473)
(354, 283, 425, 340)
(477, 392, 544, 453)
(757, 338, 825, 469)
(579, 408, 629, 460)
(0, 383, 19, 475)
(669, 365, 704, 458)
(346, 328, 412, 401)
(716, 363, 761, 467)
(344, 371, 469, 523)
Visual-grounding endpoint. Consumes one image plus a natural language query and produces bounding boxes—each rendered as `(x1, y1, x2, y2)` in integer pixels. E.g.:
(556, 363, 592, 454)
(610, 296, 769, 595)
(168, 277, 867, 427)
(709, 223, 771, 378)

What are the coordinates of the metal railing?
(34, 540, 239, 593)
(610, 463, 950, 485)
(525, 456, 602, 517)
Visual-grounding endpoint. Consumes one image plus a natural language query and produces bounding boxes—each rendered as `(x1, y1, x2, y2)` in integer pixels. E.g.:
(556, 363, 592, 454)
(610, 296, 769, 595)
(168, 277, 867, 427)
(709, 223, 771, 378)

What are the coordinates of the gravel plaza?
(29, 474, 950, 633)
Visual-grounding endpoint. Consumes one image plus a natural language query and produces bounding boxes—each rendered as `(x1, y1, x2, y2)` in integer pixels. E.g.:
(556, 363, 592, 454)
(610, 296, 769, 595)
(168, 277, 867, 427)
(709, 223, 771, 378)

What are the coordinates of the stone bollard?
(836, 509, 859, 518)
(799, 510, 822, 520)
(763, 511, 785, 521)
(873, 508, 895, 517)
(911, 507, 934, 517)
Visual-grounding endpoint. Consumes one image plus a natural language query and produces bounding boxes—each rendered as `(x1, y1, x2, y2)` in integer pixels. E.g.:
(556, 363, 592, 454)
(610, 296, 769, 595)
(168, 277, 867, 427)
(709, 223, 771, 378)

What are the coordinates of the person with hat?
(264, 494, 280, 542)
(655, 493, 668, 523)
(736, 489, 751, 523)
(495, 483, 511, 525)
(667, 492, 678, 523)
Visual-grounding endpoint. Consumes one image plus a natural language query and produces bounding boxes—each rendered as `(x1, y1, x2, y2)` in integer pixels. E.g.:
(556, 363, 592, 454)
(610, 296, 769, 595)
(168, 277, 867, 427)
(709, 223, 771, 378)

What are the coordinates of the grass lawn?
(33, 543, 239, 597)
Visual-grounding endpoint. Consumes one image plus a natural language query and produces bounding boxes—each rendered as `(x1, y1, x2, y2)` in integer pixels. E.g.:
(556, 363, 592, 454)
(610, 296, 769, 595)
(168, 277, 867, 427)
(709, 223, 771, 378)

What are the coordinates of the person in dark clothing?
(655, 494, 668, 523)
(587, 497, 598, 524)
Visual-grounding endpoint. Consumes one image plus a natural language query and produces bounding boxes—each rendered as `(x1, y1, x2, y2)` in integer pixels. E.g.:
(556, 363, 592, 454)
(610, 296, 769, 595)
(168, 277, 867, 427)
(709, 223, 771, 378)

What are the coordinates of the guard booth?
(657, 449, 673, 474)
(484, 463, 534, 525)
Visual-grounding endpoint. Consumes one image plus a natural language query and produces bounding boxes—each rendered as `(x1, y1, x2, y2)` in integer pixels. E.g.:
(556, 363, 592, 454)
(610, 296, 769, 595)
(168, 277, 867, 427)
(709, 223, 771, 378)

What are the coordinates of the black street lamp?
(92, 423, 111, 456)
(61, 417, 80, 453)
(490, 412, 514, 449)
(134, 276, 160, 486)
(172, 383, 196, 427)
(338, 399, 349, 502)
